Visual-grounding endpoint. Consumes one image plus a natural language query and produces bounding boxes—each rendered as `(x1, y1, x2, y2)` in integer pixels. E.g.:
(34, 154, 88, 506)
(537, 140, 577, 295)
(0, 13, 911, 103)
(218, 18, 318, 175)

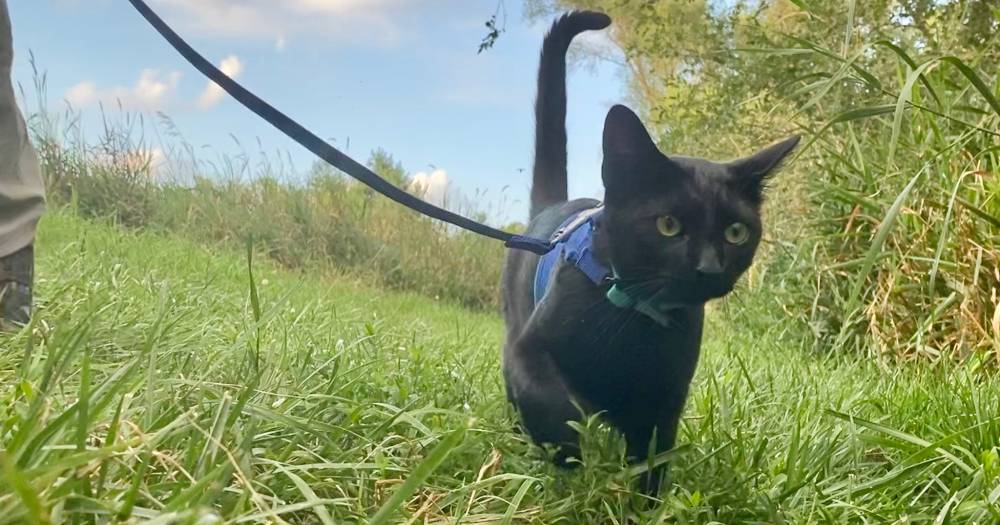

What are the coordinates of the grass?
(2, 210, 1000, 523)
(28, 78, 507, 310)
(793, 43, 1000, 363)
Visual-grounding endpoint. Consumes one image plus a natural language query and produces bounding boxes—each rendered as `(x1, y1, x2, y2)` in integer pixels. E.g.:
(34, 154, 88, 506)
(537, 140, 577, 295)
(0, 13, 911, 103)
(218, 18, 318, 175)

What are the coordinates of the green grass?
(2, 210, 1000, 523)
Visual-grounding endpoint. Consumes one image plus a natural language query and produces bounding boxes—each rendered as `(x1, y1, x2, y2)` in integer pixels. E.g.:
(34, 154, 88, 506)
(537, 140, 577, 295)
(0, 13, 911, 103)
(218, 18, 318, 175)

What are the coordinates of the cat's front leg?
(622, 412, 680, 495)
(505, 337, 587, 467)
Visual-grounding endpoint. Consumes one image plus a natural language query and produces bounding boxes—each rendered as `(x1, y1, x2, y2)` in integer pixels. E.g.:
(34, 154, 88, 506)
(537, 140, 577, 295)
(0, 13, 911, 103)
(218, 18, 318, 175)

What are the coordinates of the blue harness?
(534, 207, 610, 304)
(533, 206, 677, 326)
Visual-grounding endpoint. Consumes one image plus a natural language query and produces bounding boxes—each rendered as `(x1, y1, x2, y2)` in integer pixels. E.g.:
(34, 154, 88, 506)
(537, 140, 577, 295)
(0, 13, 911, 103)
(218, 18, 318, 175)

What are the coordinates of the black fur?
(502, 11, 799, 493)
(531, 11, 611, 219)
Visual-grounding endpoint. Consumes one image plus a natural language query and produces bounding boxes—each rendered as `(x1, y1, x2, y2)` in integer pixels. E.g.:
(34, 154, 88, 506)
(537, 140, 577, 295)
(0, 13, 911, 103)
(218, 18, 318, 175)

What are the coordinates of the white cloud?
(409, 169, 449, 207)
(65, 81, 96, 107)
(151, 0, 423, 46)
(65, 69, 181, 110)
(146, 147, 167, 173)
(64, 55, 244, 112)
(196, 55, 245, 109)
(91, 147, 168, 178)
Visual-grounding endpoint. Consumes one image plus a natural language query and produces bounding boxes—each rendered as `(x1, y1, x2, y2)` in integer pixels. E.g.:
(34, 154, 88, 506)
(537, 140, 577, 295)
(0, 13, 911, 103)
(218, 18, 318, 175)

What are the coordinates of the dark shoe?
(0, 244, 33, 330)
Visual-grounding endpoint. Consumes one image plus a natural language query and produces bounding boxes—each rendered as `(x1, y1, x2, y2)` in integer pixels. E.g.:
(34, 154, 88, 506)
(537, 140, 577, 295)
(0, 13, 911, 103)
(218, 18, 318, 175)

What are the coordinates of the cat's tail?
(531, 10, 611, 219)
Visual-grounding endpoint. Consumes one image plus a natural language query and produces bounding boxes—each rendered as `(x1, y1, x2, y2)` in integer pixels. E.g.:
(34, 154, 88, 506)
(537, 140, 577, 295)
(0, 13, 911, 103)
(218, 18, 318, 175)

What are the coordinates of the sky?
(10, 0, 629, 224)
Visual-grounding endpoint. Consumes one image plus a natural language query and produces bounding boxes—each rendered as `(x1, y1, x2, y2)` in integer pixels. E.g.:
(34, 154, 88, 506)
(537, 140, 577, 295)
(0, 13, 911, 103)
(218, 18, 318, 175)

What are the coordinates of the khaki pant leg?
(0, 0, 44, 258)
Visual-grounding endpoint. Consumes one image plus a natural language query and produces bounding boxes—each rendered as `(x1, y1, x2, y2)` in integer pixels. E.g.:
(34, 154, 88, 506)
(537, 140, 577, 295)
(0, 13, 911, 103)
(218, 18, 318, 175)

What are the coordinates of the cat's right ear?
(602, 104, 658, 161)
(602, 105, 660, 196)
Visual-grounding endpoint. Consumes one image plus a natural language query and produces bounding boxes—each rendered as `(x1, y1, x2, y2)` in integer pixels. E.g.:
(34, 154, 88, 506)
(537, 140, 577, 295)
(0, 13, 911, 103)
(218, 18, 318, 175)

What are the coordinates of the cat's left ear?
(727, 135, 800, 202)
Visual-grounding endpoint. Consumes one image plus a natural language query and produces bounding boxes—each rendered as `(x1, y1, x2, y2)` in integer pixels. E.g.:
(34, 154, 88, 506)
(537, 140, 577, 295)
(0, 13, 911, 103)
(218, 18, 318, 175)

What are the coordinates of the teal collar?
(605, 273, 682, 327)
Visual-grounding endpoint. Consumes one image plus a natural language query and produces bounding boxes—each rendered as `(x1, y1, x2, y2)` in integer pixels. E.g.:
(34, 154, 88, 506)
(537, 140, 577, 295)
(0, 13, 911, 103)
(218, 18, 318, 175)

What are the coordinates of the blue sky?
(10, 1, 628, 224)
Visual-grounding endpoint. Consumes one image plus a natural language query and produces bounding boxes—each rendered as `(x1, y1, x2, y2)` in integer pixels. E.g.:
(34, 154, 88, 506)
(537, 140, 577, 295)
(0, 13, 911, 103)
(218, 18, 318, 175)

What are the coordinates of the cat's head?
(598, 104, 798, 305)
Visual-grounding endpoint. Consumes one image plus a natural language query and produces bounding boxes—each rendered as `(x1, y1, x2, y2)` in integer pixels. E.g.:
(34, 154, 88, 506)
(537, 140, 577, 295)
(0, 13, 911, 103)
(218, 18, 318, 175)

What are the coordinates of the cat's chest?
(530, 262, 705, 396)
(547, 299, 704, 392)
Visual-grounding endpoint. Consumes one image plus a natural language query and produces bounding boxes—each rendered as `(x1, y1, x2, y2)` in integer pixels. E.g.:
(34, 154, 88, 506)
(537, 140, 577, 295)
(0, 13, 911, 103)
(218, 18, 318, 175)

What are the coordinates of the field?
(4, 1, 1000, 522)
(2, 210, 999, 524)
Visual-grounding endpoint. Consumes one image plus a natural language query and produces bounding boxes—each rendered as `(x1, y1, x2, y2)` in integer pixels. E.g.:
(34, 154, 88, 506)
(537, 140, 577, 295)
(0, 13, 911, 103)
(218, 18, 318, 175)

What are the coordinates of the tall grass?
(25, 66, 508, 310)
(785, 36, 1000, 363)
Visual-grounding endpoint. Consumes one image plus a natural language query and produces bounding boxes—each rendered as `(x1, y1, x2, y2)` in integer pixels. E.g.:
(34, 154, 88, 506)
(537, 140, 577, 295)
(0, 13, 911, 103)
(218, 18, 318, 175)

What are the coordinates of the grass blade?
(0, 452, 49, 525)
(75, 347, 91, 453)
(940, 56, 1000, 117)
(835, 169, 922, 348)
(797, 105, 895, 156)
(500, 478, 536, 525)
(874, 40, 943, 106)
(368, 425, 467, 525)
(826, 410, 973, 473)
(888, 61, 937, 168)
(277, 466, 336, 525)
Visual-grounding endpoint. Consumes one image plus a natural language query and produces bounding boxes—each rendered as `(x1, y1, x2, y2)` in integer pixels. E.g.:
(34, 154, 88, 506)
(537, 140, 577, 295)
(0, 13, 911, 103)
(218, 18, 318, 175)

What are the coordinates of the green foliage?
(28, 107, 505, 310)
(367, 147, 408, 187)
(2, 211, 1000, 522)
(543, 0, 1000, 361)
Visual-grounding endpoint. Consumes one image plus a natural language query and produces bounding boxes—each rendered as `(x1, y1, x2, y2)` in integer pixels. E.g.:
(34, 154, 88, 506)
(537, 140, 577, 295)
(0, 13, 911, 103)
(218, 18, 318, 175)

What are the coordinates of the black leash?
(126, 0, 553, 255)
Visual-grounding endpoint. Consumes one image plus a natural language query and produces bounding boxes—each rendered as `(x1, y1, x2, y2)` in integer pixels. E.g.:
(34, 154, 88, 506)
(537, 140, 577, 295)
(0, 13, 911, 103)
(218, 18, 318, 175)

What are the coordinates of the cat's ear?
(602, 105, 661, 198)
(602, 104, 658, 161)
(727, 135, 800, 202)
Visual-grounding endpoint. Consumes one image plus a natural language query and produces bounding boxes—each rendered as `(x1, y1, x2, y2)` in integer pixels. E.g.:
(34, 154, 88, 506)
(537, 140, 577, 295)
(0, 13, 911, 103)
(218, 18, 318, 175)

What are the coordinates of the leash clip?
(504, 236, 554, 255)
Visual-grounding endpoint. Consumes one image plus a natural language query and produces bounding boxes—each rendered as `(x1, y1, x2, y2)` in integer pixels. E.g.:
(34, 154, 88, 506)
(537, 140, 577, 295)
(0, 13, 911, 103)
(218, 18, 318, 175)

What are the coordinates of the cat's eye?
(656, 215, 682, 237)
(725, 223, 750, 245)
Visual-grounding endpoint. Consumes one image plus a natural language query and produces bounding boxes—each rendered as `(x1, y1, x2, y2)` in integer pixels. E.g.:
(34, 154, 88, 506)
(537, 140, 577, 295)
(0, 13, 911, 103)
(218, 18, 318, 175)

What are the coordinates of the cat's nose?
(695, 248, 724, 275)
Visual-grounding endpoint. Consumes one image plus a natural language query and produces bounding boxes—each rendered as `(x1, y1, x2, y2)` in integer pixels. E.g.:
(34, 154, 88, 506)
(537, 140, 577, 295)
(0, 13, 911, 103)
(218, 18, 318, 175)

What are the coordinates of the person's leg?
(0, 244, 31, 327)
(0, 0, 45, 330)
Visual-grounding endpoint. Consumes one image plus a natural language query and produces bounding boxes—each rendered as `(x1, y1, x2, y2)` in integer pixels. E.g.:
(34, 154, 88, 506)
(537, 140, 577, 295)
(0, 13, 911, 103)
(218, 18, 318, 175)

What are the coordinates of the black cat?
(501, 11, 799, 491)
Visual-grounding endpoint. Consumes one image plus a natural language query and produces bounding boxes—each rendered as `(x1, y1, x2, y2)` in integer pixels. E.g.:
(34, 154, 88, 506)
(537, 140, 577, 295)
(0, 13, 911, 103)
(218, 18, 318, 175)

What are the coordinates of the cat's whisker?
(586, 299, 622, 335)
(583, 295, 637, 345)
(606, 308, 640, 344)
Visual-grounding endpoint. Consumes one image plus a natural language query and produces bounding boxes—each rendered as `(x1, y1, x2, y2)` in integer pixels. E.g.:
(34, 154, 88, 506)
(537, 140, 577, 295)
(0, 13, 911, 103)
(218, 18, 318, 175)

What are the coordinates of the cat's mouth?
(697, 276, 736, 298)
(668, 282, 734, 304)
(617, 274, 735, 305)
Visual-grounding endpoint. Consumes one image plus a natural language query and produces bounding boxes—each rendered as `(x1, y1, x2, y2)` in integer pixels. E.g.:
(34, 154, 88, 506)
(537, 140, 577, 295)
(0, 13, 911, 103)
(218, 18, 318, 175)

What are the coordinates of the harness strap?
(532, 207, 681, 327)
(126, 0, 554, 256)
(534, 208, 611, 304)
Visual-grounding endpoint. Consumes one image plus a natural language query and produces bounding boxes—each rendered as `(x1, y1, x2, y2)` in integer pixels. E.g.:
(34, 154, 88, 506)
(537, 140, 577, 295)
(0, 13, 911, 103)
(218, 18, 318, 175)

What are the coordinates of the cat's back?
(501, 198, 600, 338)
